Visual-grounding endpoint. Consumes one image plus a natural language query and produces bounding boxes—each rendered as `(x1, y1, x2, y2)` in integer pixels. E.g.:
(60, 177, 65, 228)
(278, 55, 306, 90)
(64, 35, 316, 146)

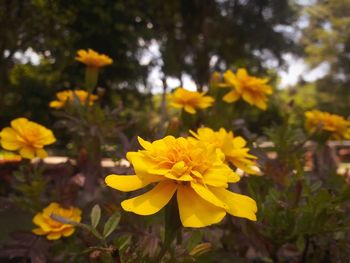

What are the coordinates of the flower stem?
(156, 196, 181, 262)
(85, 66, 99, 93)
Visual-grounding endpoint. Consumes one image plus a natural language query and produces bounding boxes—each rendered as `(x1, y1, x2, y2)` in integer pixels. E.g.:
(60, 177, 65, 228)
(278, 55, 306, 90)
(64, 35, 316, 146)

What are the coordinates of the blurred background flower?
(75, 49, 113, 68)
(49, 89, 98, 108)
(168, 87, 214, 114)
(0, 118, 56, 159)
(32, 202, 82, 240)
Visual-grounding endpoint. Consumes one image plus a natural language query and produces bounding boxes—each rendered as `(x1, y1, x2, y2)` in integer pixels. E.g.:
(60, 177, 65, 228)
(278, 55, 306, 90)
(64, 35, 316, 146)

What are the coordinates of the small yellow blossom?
(190, 127, 258, 175)
(0, 118, 56, 159)
(75, 49, 113, 68)
(168, 88, 214, 114)
(220, 68, 272, 110)
(49, 89, 98, 109)
(105, 136, 257, 228)
(32, 202, 82, 240)
(305, 110, 350, 140)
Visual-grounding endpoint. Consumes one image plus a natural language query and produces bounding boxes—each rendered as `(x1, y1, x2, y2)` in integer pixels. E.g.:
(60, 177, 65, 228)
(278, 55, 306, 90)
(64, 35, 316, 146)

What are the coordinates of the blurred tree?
(147, 0, 300, 133)
(0, 0, 71, 96)
(301, 0, 350, 114)
(0, 0, 300, 131)
(0, 0, 156, 126)
(149, 0, 299, 89)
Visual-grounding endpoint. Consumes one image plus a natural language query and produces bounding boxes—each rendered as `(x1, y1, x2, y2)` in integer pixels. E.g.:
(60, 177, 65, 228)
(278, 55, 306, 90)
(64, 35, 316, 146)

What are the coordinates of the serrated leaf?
(103, 212, 120, 238)
(90, 204, 101, 228)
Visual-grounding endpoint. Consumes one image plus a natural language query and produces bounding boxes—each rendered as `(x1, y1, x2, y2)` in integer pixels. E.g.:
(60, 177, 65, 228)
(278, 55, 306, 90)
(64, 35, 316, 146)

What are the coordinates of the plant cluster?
(1, 49, 350, 263)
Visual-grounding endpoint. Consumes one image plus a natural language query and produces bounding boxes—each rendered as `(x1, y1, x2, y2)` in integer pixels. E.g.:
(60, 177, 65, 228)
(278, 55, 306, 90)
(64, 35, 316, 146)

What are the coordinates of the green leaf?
(90, 204, 101, 228)
(103, 212, 120, 238)
(116, 235, 131, 251)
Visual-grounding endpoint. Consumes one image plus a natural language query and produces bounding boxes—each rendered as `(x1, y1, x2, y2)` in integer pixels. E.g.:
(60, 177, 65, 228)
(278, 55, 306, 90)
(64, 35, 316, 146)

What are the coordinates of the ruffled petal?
(126, 152, 163, 182)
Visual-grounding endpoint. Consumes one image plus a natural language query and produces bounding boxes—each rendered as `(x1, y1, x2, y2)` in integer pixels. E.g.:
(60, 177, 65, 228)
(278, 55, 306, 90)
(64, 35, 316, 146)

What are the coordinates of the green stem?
(156, 197, 181, 262)
(181, 109, 196, 131)
(85, 66, 99, 93)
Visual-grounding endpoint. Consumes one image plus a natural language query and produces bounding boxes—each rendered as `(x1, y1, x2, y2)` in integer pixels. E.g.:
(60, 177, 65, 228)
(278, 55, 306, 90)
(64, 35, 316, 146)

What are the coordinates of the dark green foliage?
(301, 0, 350, 114)
(0, 0, 298, 131)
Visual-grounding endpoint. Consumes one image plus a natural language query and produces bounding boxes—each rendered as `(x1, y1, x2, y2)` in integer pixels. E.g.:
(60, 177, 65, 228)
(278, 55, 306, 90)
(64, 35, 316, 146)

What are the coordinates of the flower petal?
(126, 152, 163, 182)
(32, 228, 47, 235)
(223, 90, 240, 103)
(190, 182, 227, 209)
(0, 128, 21, 150)
(203, 165, 239, 186)
(184, 105, 196, 114)
(210, 187, 257, 221)
(62, 227, 75, 237)
(10, 118, 29, 134)
(105, 174, 149, 192)
(177, 185, 226, 228)
(236, 68, 248, 79)
(137, 136, 152, 150)
(121, 181, 177, 215)
(47, 232, 62, 240)
(19, 147, 35, 159)
(36, 148, 48, 158)
(49, 101, 64, 108)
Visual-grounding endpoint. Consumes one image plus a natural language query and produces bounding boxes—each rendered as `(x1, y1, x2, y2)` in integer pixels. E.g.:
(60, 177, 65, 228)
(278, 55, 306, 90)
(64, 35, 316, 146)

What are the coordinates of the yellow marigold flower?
(305, 110, 350, 140)
(49, 89, 98, 109)
(168, 87, 214, 114)
(221, 68, 272, 110)
(105, 136, 257, 228)
(0, 118, 56, 159)
(32, 202, 82, 240)
(190, 127, 258, 175)
(75, 48, 113, 68)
